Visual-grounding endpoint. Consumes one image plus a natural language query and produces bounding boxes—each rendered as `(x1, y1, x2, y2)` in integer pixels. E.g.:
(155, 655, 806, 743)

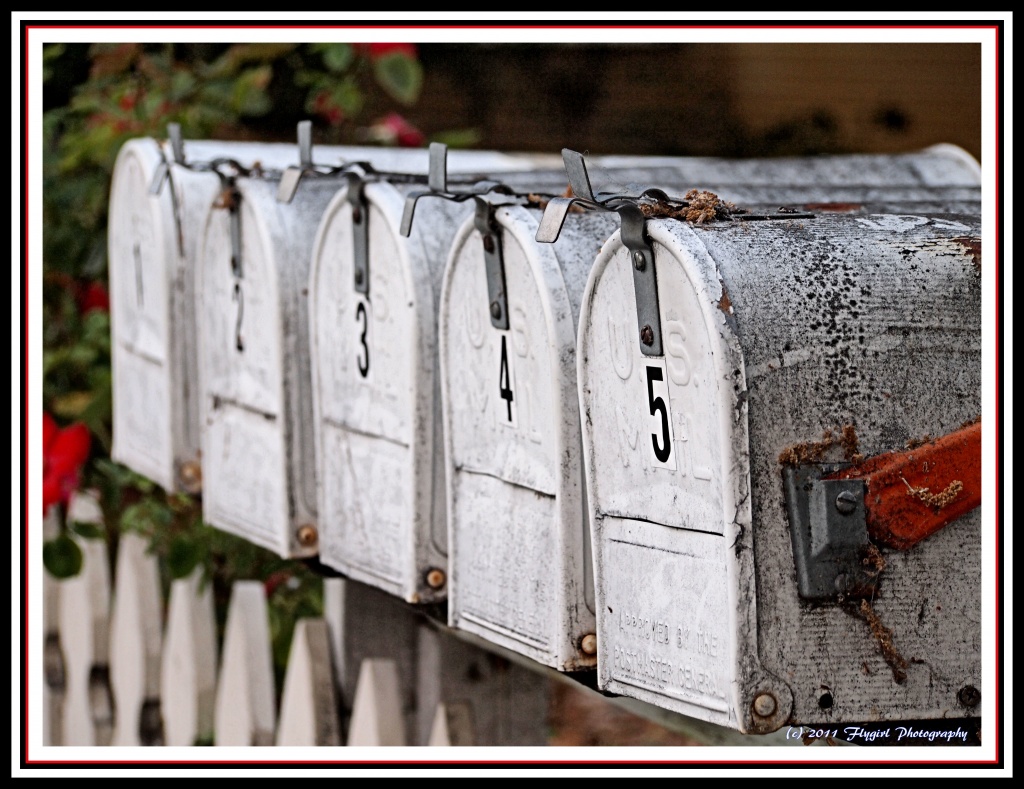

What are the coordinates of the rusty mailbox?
(538, 149, 982, 733)
(309, 143, 556, 603)
(429, 144, 982, 673)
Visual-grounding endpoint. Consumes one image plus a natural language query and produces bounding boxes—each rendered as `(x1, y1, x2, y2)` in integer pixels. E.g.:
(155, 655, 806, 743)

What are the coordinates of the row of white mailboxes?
(108, 126, 982, 734)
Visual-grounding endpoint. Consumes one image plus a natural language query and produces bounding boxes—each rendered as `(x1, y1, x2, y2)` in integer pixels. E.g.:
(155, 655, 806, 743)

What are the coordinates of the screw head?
(640, 325, 654, 346)
(489, 300, 502, 320)
(835, 490, 859, 515)
(296, 524, 318, 548)
(632, 250, 646, 270)
(354, 269, 364, 286)
(752, 693, 777, 718)
(580, 634, 598, 656)
(352, 205, 363, 224)
(957, 685, 981, 708)
(426, 568, 446, 589)
(483, 234, 495, 254)
(179, 461, 203, 494)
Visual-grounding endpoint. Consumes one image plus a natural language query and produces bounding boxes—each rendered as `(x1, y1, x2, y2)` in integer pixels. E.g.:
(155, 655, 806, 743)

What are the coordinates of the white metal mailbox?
(435, 145, 981, 672)
(439, 203, 620, 670)
(197, 165, 344, 558)
(108, 134, 218, 493)
(558, 152, 982, 732)
(309, 146, 557, 602)
(108, 124, 418, 494)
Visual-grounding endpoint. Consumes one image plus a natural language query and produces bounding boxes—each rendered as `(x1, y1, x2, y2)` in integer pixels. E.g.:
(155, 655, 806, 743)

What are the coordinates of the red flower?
(312, 90, 345, 127)
(356, 42, 418, 60)
(263, 570, 291, 598)
(43, 413, 91, 515)
(376, 112, 426, 148)
(77, 281, 109, 315)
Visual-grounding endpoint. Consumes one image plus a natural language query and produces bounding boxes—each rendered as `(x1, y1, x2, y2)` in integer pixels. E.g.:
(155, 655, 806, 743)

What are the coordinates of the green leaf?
(43, 534, 84, 579)
(313, 43, 353, 74)
(70, 520, 105, 540)
(231, 66, 273, 117)
(429, 128, 483, 149)
(373, 53, 423, 106)
(167, 534, 202, 579)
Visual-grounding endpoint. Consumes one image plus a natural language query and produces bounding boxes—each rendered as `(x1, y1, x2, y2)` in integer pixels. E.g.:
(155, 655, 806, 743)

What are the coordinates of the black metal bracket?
(400, 143, 559, 330)
(783, 463, 879, 601)
(535, 149, 672, 356)
(347, 172, 370, 296)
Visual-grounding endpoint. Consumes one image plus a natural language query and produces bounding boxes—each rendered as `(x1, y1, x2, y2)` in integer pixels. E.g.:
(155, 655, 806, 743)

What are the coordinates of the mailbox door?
(311, 182, 447, 602)
(108, 140, 177, 490)
(440, 207, 616, 669)
(199, 190, 290, 555)
(578, 225, 760, 731)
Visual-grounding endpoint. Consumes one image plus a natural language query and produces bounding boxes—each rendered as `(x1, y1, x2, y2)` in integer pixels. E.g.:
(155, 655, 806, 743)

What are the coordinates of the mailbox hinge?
(783, 463, 879, 601)
(537, 149, 674, 357)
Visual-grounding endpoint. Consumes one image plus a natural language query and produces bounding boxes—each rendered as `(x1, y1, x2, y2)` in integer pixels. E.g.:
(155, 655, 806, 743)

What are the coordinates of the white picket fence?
(42, 490, 554, 748)
(44, 491, 830, 749)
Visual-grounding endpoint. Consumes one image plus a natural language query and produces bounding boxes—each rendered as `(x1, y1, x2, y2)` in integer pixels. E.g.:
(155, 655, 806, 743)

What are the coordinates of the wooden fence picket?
(426, 702, 475, 747)
(109, 531, 164, 746)
(42, 508, 64, 747)
(57, 492, 113, 745)
(160, 569, 218, 746)
(416, 625, 549, 747)
(275, 619, 341, 746)
(346, 659, 406, 746)
(213, 581, 276, 746)
(322, 578, 418, 744)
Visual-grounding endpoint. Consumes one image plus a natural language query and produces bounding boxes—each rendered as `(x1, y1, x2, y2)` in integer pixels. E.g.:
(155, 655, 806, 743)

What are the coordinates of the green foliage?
(373, 52, 423, 106)
(40, 39, 465, 681)
(43, 533, 83, 579)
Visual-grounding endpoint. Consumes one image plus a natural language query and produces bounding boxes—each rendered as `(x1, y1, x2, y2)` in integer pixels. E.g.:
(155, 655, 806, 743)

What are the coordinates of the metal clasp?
(400, 143, 541, 330)
(536, 149, 670, 356)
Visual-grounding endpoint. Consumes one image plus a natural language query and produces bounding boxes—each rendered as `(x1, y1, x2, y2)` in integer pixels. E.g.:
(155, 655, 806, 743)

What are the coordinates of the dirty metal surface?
(441, 206, 619, 669)
(311, 181, 468, 603)
(199, 176, 341, 558)
(109, 139, 206, 492)
(310, 163, 597, 604)
(579, 207, 981, 732)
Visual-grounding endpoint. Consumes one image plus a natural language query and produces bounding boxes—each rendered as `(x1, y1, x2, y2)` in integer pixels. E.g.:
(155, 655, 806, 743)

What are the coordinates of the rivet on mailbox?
(547, 149, 981, 733)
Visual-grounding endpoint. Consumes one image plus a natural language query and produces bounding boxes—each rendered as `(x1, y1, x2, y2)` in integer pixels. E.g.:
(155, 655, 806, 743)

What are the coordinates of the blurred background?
(39, 40, 982, 749)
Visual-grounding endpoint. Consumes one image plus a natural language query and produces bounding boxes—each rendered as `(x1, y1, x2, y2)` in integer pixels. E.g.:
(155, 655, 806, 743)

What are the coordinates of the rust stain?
(213, 187, 239, 211)
(778, 424, 860, 467)
(952, 236, 982, 272)
(803, 202, 862, 213)
(718, 287, 733, 314)
(857, 598, 909, 684)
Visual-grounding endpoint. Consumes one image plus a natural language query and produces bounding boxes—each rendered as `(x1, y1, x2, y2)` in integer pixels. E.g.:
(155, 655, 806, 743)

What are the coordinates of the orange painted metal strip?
(827, 421, 981, 551)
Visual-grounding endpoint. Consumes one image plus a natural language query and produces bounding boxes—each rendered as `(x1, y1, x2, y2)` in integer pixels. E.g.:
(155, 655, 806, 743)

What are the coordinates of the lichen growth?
(902, 477, 964, 510)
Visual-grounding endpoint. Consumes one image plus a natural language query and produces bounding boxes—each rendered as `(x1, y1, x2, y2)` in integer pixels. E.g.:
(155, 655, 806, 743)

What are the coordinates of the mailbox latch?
(401, 143, 554, 330)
